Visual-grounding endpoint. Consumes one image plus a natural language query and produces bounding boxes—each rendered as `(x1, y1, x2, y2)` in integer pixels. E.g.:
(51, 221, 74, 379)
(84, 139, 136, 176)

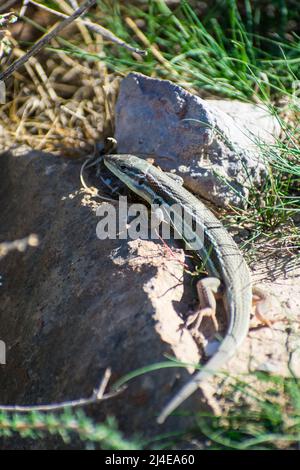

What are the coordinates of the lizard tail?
(157, 334, 239, 424)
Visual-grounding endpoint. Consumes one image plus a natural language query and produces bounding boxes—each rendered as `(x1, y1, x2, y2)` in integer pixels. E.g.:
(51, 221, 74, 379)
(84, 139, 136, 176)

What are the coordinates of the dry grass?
(0, 2, 122, 155)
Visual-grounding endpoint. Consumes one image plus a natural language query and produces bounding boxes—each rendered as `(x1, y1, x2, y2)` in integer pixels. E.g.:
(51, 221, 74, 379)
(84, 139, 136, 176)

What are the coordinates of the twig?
(80, 151, 118, 202)
(0, 0, 18, 14)
(125, 16, 175, 74)
(69, 0, 78, 10)
(154, 228, 190, 270)
(0, 234, 39, 259)
(0, 368, 125, 412)
(19, 0, 30, 18)
(0, 12, 18, 28)
(0, 0, 97, 83)
(26, 0, 147, 56)
(68, 0, 80, 10)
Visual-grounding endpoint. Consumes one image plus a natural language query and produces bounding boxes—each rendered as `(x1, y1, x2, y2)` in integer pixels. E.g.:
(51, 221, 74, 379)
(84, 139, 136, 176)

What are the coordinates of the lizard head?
(103, 154, 166, 205)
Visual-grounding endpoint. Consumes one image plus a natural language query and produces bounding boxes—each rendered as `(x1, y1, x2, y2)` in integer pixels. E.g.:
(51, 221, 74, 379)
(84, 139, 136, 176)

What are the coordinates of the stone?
(0, 147, 202, 447)
(114, 73, 280, 207)
(0, 146, 298, 449)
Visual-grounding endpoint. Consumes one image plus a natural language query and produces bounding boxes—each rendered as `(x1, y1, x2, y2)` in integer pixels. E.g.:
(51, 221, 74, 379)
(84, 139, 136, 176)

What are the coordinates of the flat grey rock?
(115, 73, 280, 207)
(0, 146, 201, 447)
(0, 146, 298, 448)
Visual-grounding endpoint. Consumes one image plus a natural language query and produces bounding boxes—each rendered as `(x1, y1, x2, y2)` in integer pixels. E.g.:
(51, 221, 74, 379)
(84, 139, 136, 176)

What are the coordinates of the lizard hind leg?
(186, 277, 222, 333)
(251, 286, 275, 328)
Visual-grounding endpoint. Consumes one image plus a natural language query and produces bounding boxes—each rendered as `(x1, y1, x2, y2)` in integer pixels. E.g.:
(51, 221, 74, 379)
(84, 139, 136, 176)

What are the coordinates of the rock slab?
(0, 146, 298, 449)
(115, 73, 280, 207)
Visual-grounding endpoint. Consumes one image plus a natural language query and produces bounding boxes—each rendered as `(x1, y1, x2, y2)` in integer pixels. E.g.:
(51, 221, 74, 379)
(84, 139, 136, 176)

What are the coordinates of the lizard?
(103, 153, 267, 424)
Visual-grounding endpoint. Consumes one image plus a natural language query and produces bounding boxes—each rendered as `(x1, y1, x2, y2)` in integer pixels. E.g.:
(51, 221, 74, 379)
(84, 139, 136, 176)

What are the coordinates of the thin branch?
(0, 234, 39, 259)
(0, 0, 18, 14)
(26, 0, 147, 56)
(0, 0, 97, 82)
(19, 0, 30, 18)
(125, 16, 174, 74)
(68, 0, 80, 10)
(0, 368, 125, 412)
(0, 12, 18, 28)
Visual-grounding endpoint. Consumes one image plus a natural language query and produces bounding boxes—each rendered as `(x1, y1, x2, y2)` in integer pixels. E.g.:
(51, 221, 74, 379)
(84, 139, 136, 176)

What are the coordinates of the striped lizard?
(103, 153, 267, 424)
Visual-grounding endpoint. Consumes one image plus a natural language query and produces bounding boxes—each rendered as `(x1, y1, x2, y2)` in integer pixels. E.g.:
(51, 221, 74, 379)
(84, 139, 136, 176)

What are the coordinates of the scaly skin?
(103, 154, 252, 423)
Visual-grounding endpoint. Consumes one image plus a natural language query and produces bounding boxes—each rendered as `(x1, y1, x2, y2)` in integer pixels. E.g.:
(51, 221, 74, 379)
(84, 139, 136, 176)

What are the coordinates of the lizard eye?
(138, 176, 145, 185)
(119, 164, 127, 171)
